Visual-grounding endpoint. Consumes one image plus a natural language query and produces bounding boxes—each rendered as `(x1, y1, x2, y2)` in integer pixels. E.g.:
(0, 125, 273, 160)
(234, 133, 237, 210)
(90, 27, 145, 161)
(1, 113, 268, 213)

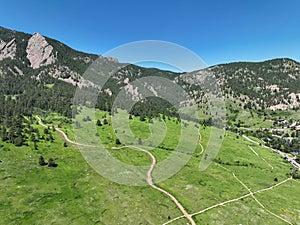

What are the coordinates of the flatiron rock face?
(26, 33, 56, 69)
(0, 38, 17, 61)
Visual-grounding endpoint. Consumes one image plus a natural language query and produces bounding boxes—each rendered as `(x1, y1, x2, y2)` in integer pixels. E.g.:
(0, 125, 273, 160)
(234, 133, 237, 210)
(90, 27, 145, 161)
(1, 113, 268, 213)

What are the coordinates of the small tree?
(96, 119, 102, 126)
(63, 142, 68, 147)
(49, 133, 54, 142)
(1, 128, 8, 142)
(138, 138, 143, 145)
(14, 136, 24, 146)
(116, 138, 121, 145)
(44, 128, 49, 135)
(39, 156, 47, 166)
(48, 158, 58, 167)
(103, 118, 108, 125)
(140, 115, 146, 122)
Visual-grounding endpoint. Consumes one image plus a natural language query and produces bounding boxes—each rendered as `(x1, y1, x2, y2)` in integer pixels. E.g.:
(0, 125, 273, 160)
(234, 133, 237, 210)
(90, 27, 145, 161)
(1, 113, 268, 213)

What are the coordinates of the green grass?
(236, 110, 273, 128)
(194, 197, 286, 225)
(157, 126, 297, 224)
(0, 131, 182, 224)
(0, 107, 299, 224)
(44, 83, 54, 88)
(109, 147, 152, 166)
(254, 180, 300, 225)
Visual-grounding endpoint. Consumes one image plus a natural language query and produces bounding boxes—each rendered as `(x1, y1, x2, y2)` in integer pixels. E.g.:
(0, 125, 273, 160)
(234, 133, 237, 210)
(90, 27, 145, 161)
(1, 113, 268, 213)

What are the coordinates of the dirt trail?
(164, 174, 293, 225)
(248, 145, 274, 169)
(243, 135, 300, 169)
(130, 146, 196, 225)
(36, 116, 94, 147)
(232, 173, 293, 225)
(198, 128, 204, 155)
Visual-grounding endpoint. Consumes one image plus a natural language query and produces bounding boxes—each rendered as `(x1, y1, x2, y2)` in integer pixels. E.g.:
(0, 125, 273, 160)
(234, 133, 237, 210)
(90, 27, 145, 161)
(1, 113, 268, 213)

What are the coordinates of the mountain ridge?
(1, 26, 300, 113)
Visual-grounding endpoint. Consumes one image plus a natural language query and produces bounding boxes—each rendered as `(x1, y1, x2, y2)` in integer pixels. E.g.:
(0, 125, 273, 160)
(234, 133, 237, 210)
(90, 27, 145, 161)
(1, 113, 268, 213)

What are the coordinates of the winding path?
(36, 116, 94, 147)
(130, 146, 196, 225)
(198, 127, 204, 155)
(36, 116, 196, 225)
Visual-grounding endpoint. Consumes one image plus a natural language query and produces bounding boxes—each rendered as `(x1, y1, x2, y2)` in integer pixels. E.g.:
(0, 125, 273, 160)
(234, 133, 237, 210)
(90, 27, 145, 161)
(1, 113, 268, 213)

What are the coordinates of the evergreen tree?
(96, 119, 102, 126)
(103, 118, 108, 125)
(39, 156, 47, 166)
(48, 158, 58, 167)
(116, 138, 121, 145)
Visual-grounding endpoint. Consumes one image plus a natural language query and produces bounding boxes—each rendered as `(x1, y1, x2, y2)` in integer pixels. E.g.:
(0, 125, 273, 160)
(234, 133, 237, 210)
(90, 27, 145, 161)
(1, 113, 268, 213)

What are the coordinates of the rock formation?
(26, 33, 56, 69)
(0, 38, 16, 60)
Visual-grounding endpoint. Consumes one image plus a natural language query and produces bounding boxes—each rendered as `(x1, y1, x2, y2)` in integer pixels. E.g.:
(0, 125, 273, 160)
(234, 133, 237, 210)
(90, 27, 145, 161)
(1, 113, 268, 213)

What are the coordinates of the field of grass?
(194, 197, 285, 225)
(0, 129, 182, 224)
(0, 107, 299, 224)
(236, 110, 273, 128)
(254, 180, 300, 224)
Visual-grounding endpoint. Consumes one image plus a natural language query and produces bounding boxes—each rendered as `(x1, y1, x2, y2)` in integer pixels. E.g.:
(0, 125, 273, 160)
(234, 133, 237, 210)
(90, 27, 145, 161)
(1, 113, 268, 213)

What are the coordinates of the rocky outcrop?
(0, 38, 16, 60)
(37, 65, 99, 88)
(26, 33, 56, 69)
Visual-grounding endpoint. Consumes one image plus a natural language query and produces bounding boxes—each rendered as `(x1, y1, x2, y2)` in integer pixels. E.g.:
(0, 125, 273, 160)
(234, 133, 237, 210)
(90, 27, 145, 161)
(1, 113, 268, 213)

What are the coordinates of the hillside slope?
(2, 26, 300, 118)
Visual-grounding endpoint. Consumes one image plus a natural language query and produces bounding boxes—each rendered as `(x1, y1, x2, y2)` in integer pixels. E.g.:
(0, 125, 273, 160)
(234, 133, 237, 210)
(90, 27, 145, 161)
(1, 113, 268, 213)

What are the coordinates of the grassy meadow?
(0, 107, 299, 224)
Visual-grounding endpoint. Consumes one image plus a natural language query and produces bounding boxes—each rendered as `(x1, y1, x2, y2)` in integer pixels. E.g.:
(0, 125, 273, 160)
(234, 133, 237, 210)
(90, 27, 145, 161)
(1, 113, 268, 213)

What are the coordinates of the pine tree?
(116, 138, 121, 145)
(39, 156, 47, 166)
(103, 118, 108, 125)
(1, 128, 8, 142)
(48, 158, 58, 167)
(96, 119, 102, 126)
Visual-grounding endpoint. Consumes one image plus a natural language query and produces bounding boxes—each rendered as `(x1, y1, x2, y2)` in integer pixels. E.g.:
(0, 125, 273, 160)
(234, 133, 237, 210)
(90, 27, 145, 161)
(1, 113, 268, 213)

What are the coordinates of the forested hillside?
(1, 26, 300, 155)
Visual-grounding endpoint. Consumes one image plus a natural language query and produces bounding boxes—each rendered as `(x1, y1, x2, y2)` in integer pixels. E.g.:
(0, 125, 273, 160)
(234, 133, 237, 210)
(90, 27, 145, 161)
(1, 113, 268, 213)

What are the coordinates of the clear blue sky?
(1, 0, 300, 67)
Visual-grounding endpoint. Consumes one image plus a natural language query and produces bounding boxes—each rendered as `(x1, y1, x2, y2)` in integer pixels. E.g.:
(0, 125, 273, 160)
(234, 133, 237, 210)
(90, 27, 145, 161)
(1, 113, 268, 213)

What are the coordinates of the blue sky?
(1, 0, 300, 67)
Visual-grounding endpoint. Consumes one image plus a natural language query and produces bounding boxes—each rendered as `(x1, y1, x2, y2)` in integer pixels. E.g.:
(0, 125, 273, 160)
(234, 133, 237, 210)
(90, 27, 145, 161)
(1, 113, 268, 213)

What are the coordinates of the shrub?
(48, 158, 58, 167)
(39, 156, 47, 166)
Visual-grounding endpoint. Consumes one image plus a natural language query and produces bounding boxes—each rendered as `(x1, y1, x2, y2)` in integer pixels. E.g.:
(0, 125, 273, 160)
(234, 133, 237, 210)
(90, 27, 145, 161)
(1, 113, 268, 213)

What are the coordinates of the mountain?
(0, 26, 103, 87)
(190, 58, 300, 110)
(1, 25, 300, 117)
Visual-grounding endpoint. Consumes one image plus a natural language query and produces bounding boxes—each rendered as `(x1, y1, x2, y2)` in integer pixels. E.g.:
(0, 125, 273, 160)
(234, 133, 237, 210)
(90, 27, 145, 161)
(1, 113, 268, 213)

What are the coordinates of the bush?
(116, 138, 121, 145)
(39, 156, 47, 166)
(48, 158, 58, 167)
(96, 119, 102, 126)
(138, 138, 143, 145)
(103, 118, 108, 125)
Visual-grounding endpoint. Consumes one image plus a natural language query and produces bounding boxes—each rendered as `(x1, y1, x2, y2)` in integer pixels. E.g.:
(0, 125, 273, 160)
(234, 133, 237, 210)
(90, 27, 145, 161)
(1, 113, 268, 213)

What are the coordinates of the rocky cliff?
(26, 33, 56, 69)
(0, 38, 16, 60)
